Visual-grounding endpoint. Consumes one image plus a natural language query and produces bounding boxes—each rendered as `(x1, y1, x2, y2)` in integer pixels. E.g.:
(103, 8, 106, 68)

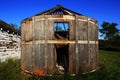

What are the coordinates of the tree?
(55, 26, 63, 32)
(99, 22, 119, 40)
(10, 23, 21, 35)
(10, 23, 18, 30)
(99, 22, 120, 51)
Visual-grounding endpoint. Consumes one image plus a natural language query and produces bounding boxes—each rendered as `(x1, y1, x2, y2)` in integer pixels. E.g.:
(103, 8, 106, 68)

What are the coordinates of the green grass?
(99, 50, 120, 80)
(0, 50, 120, 80)
(0, 58, 21, 80)
(99, 50, 120, 70)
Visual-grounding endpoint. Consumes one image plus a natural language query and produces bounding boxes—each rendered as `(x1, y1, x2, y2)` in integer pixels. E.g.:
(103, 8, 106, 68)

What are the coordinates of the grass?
(99, 50, 120, 80)
(0, 58, 21, 80)
(0, 50, 120, 80)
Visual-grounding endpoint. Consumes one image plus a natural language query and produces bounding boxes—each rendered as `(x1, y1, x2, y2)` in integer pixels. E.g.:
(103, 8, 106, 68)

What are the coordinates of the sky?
(0, 0, 120, 39)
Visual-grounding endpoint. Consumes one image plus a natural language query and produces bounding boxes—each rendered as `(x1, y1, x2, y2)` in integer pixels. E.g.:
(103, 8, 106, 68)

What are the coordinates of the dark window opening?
(54, 22, 69, 73)
(54, 22, 69, 39)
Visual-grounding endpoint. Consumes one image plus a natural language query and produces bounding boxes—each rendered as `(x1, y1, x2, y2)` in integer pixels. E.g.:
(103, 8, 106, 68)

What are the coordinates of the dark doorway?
(54, 22, 69, 72)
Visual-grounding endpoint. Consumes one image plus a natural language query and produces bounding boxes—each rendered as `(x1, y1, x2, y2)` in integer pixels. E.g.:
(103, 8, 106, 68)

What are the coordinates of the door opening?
(54, 22, 69, 72)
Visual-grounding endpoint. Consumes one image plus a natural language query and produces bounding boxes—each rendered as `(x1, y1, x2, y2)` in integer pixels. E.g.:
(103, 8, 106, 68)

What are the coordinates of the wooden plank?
(32, 17, 35, 73)
(32, 16, 46, 75)
(77, 21, 88, 40)
(88, 20, 98, 71)
(95, 24, 98, 41)
(44, 15, 47, 74)
(21, 23, 25, 41)
(46, 18, 54, 74)
(25, 20, 33, 41)
(21, 44, 26, 69)
(95, 44, 98, 69)
(46, 19, 54, 40)
(88, 44, 98, 70)
(34, 44, 45, 74)
(69, 20, 75, 40)
(21, 40, 98, 44)
(95, 24, 98, 69)
(46, 44, 55, 74)
(78, 44, 88, 73)
(34, 19, 45, 40)
(21, 19, 33, 72)
(68, 44, 75, 73)
(26, 44, 33, 72)
(68, 19, 76, 74)
(76, 17, 89, 73)
(75, 16, 79, 73)
(88, 22, 97, 41)
(34, 15, 45, 20)
(21, 21, 26, 70)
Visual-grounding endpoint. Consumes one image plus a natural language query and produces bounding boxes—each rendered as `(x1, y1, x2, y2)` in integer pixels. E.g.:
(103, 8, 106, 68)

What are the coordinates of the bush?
(99, 40, 120, 51)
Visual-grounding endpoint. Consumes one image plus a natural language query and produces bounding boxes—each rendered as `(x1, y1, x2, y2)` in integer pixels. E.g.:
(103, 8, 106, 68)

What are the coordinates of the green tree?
(99, 22, 119, 40)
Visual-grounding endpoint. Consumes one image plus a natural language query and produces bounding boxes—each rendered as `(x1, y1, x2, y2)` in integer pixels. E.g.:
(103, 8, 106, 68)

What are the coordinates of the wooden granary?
(21, 5, 98, 75)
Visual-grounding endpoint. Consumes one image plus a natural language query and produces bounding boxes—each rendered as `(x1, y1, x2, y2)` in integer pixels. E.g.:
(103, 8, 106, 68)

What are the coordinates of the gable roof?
(35, 5, 83, 15)
(22, 5, 83, 22)
(0, 20, 20, 35)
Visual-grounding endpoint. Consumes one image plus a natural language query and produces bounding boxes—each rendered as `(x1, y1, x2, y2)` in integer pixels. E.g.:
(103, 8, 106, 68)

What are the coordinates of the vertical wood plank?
(46, 18, 54, 74)
(75, 15, 79, 73)
(88, 21, 98, 71)
(68, 19, 76, 74)
(77, 18, 89, 73)
(34, 20, 45, 40)
(21, 22, 25, 41)
(33, 16, 46, 74)
(21, 44, 26, 69)
(44, 15, 47, 74)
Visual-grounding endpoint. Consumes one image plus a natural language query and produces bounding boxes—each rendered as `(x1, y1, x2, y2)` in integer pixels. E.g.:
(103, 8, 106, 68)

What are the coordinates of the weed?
(0, 50, 119, 80)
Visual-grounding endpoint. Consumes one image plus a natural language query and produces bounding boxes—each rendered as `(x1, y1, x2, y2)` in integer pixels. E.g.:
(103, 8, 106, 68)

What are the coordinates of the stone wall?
(0, 28, 21, 62)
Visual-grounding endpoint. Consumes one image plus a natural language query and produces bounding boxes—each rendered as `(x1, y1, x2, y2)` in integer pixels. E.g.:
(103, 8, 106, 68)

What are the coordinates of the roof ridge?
(35, 5, 83, 15)
(0, 20, 20, 35)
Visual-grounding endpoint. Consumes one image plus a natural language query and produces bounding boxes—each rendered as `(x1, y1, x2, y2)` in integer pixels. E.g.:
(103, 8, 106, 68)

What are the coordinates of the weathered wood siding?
(21, 14, 98, 75)
(69, 20, 76, 74)
(34, 16, 55, 75)
(88, 21, 98, 71)
(45, 16, 55, 74)
(21, 20, 33, 72)
(76, 17, 89, 73)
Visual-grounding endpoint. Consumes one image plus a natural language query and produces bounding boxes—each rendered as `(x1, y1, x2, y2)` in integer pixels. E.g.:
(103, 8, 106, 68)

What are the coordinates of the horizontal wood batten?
(35, 18, 97, 25)
(21, 40, 98, 44)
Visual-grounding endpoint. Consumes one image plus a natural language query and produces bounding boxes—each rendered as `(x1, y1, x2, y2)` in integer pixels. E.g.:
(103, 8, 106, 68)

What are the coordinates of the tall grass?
(0, 58, 21, 80)
(0, 50, 119, 80)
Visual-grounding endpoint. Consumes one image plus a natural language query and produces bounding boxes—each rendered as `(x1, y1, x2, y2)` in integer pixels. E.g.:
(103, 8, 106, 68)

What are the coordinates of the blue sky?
(0, 0, 120, 39)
